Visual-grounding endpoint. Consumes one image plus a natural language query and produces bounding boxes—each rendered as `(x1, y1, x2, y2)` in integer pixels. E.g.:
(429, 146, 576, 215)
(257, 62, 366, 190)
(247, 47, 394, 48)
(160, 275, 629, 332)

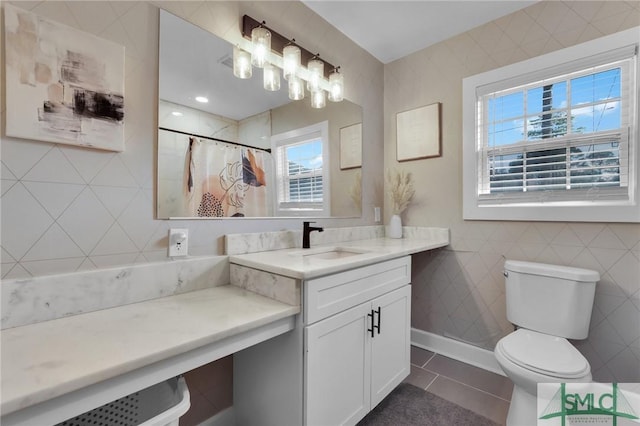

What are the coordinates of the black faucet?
(303, 221, 324, 249)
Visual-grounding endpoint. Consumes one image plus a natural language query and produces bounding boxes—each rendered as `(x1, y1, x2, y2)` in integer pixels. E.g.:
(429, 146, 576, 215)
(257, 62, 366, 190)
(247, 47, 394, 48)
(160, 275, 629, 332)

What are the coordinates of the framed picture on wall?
(3, 4, 125, 152)
(339, 122, 362, 170)
(396, 102, 441, 161)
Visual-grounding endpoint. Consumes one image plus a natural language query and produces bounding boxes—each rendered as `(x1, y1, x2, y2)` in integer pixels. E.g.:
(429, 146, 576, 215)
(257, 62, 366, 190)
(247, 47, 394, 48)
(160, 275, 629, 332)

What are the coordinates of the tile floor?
(404, 346, 513, 425)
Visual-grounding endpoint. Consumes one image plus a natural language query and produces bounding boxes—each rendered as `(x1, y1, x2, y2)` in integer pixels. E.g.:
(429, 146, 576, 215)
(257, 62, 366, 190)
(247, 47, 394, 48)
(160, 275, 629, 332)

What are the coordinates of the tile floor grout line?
(420, 366, 512, 403)
(423, 372, 439, 391)
(422, 351, 437, 368)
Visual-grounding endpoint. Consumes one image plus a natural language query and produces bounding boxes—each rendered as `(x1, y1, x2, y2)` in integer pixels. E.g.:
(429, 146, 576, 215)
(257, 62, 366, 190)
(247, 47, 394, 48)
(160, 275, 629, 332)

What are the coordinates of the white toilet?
(495, 260, 600, 426)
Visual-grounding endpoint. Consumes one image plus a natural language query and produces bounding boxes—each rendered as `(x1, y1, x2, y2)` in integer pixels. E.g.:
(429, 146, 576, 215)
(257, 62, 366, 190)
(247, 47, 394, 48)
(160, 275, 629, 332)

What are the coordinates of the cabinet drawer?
(304, 256, 411, 324)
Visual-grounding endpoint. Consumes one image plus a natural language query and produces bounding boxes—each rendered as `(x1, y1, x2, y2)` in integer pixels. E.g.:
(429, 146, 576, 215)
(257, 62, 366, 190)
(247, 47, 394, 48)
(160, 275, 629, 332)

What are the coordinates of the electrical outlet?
(374, 207, 381, 223)
(168, 228, 188, 257)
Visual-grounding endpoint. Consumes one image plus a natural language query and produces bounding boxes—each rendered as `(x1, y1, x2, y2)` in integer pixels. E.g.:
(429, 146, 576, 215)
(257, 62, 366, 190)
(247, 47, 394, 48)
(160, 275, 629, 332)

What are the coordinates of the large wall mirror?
(157, 10, 363, 219)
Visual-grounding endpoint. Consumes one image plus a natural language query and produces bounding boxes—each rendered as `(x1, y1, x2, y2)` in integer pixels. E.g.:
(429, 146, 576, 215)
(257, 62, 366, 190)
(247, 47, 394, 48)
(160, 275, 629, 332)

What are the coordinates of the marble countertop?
(1, 285, 299, 416)
(229, 232, 449, 279)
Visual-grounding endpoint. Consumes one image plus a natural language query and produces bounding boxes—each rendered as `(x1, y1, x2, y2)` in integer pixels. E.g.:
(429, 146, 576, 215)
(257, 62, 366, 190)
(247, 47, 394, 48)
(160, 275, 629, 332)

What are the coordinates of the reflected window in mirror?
(273, 121, 330, 216)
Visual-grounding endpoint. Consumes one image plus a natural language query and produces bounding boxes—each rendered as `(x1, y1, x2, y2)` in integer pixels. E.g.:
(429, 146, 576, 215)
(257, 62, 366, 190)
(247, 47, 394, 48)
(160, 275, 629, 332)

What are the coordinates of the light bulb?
(251, 26, 271, 68)
(288, 75, 305, 100)
(307, 58, 324, 92)
(233, 46, 252, 79)
(311, 90, 326, 109)
(263, 63, 281, 91)
(328, 69, 344, 102)
(283, 44, 301, 80)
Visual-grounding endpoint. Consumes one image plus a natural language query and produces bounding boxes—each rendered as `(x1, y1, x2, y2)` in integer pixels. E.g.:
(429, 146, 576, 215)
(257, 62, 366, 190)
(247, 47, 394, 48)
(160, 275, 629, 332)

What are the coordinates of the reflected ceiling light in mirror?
(283, 43, 301, 80)
(328, 67, 344, 102)
(288, 75, 305, 100)
(171, 111, 183, 116)
(250, 25, 271, 68)
(195, 96, 209, 103)
(239, 15, 343, 109)
(263, 63, 281, 91)
(233, 46, 252, 79)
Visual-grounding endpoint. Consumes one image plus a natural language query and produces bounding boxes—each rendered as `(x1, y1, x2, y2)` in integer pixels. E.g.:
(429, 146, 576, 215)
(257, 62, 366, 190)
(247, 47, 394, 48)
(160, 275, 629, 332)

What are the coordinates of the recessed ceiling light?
(195, 96, 208, 103)
(171, 111, 183, 116)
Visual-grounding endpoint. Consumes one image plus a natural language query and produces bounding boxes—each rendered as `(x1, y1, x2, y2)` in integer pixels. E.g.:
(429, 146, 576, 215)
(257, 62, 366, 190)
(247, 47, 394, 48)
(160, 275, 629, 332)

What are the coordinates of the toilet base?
(506, 385, 537, 426)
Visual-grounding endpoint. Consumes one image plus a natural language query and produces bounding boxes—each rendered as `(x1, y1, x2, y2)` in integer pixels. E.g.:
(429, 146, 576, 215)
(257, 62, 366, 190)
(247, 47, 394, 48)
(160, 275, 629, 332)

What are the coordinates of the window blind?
(476, 50, 635, 205)
(274, 134, 324, 210)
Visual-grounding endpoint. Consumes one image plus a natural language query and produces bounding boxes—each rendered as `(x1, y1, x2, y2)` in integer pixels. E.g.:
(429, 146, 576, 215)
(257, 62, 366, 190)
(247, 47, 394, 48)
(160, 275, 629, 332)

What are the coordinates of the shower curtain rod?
(159, 127, 272, 153)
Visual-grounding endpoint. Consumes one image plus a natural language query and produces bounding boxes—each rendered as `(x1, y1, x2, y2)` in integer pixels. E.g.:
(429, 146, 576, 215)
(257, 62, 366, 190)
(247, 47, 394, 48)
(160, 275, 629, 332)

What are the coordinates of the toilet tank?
(504, 260, 599, 339)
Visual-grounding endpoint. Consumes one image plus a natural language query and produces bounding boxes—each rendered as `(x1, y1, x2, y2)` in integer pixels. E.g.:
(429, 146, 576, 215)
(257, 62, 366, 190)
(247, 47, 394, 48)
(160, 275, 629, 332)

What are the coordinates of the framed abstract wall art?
(396, 102, 441, 161)
(4, 4, 125, 151)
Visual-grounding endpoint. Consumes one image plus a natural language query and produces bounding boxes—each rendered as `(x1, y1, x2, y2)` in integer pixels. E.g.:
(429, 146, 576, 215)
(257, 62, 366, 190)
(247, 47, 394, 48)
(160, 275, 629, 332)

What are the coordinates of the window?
(272, 121, 330, 216)
(463, 28, 639, 222)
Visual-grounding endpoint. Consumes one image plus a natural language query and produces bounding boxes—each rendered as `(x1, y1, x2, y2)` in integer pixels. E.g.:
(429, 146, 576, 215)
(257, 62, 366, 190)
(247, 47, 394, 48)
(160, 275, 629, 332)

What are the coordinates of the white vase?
(388, 214, 403, 239)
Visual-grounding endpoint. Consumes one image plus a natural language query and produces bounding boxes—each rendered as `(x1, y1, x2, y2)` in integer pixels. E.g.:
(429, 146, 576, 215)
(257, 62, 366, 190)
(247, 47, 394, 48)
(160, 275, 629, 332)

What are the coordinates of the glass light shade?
(288, 75, 305, 100)
(263, 63, 281, 91)
(233, 46, 252, 79)
(251, 27, 271, 68)
(310, 90, 326, 109)
(307, 58, 324, 91)
(328, 70, 344, 102)
(283, 45, 301, 80)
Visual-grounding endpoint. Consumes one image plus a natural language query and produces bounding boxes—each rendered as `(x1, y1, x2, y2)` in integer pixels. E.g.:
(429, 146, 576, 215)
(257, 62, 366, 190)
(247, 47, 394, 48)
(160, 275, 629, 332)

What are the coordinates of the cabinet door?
(305, 302, 372, 426)
(370, 285, 411, 407)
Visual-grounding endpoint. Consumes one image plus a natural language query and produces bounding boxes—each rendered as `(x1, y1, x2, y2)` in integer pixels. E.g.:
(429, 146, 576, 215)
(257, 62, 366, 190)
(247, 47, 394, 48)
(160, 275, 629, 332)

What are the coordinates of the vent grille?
(219, 54, 233, 69)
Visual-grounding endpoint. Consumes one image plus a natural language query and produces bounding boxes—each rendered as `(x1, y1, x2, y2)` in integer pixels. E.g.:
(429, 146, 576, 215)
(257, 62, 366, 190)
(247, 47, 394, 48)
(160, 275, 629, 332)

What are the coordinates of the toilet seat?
(497, 329, 590, 379)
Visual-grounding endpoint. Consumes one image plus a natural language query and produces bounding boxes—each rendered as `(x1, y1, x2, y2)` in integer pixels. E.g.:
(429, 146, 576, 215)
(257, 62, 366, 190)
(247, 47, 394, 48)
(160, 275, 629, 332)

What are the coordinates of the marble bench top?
(1, 285, 299, 417)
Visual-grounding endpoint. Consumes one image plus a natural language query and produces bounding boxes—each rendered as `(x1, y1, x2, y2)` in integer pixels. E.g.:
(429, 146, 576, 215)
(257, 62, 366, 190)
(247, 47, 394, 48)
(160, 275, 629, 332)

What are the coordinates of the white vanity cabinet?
(305, 285, 410, 425)
(233, 256, 411, 426)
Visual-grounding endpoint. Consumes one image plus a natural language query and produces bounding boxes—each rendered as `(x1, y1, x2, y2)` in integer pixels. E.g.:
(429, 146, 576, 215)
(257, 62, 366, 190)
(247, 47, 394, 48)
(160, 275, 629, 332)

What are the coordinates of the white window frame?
(271, 121, 330, 216)
(463, 27, 640, 223)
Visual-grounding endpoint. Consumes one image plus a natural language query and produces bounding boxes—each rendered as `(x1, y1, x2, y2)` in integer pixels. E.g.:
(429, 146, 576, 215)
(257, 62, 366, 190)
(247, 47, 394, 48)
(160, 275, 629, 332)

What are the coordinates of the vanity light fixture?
(234, 15, 344, 109)
(263, 63, 281, 91)
(233, 46, 252, 79)
(307, 56, 324, 92)
(310, 89, 326, 109)
(283, 42, 301, 80)
(288, 75, 305, 100)
(250, 24, 271, 68)
(328, 67, 344, 102)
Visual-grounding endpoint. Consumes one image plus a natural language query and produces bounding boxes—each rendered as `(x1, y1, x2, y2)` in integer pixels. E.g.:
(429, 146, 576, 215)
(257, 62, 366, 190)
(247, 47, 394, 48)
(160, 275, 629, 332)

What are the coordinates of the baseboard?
(411, 328, 506, 377)
(196, 406, 235, 426)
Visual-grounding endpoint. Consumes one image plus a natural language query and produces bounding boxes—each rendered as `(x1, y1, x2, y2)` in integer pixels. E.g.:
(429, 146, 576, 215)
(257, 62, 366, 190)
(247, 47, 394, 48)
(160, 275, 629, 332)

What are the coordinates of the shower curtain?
(185, 137, 272, 217)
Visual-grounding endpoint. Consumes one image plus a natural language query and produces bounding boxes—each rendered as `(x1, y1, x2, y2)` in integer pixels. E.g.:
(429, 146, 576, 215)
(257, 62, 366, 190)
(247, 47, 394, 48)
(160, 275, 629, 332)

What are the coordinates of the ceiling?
(302, 1, 538, 64)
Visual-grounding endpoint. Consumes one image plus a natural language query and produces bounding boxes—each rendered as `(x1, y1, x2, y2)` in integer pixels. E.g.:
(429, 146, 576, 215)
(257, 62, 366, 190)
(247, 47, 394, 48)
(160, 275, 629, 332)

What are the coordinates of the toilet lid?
(499, 329, 589, 378)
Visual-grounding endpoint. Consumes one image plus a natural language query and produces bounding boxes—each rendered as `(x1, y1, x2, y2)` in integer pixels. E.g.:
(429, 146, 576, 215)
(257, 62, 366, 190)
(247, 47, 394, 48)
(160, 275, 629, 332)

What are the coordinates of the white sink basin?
(290, 246, 371, 260)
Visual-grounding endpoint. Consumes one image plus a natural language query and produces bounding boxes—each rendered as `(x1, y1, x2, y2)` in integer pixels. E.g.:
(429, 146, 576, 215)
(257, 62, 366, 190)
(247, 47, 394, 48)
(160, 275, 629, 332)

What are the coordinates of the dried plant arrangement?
(387, 168, 415, 215)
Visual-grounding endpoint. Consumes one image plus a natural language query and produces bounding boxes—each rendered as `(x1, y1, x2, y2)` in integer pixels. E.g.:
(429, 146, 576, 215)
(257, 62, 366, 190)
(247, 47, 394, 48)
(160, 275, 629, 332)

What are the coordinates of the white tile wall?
(386, 1, 640, 382)
(1, 1, 384, 279)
